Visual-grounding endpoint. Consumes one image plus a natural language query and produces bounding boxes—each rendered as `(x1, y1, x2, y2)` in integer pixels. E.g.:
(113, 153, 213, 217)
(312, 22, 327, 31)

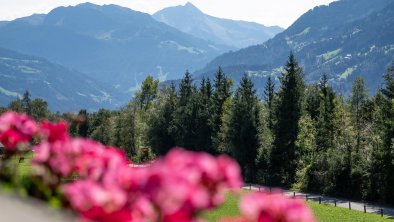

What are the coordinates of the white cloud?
(0, 0, 336, 28)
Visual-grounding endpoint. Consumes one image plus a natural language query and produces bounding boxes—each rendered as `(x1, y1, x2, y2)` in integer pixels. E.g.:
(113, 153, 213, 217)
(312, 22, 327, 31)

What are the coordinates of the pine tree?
(349, 76, 368, 152)
(264, 76, 275, 130)
(171, 71, 199, 150)
(195, 77, 215, 153)
(228, 74, 260, 182)
(21, 90, 31, 115)
(269, 53, 305, 186)
(148, 83, 177, 155)
(315, 73, 336, 151)
(211, 67, 232, 152)
(378, 63, 394, 203)
(304, 84, 321, 121)
(77, 109, 89, 138)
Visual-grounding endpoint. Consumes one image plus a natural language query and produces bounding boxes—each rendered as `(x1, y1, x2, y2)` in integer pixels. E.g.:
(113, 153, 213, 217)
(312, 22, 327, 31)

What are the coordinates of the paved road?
(243, 185, 394, 218)
(0, 192, 75, 222)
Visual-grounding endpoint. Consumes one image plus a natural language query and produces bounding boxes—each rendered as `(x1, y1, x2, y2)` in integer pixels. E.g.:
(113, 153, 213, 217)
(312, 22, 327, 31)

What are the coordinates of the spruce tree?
(195, 77, 214, 153)
(77, 109, 89, 138)
(379, 63, 394, 203)
(228, 74, 260, 182)
(148, 83, 177, 155)
(171, 71, 199, 150)
(264, 76, 275, 130)
(304, 84, 321, 121)
(269, 53, 305, 186)
(349, 76, 368, 152)
(315, 73, 336, 151)
(211, 67, 232, 152)
(21, 90, 31, 115)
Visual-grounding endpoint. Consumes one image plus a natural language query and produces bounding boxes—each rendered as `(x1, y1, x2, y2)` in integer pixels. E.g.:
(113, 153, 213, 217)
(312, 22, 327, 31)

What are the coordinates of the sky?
(0, 0, 337, 28)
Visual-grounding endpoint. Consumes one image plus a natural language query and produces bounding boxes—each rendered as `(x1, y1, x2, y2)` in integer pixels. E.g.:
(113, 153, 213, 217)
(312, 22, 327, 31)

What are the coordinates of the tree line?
(2, 53, 394, 205)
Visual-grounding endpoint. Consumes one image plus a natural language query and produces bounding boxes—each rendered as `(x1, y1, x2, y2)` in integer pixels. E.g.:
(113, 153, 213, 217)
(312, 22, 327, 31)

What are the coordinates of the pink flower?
(222, 192, 317, 222)
(0, 111, 38, 151)
(40, 120, 69, 142)
(127, 148, 243, 221)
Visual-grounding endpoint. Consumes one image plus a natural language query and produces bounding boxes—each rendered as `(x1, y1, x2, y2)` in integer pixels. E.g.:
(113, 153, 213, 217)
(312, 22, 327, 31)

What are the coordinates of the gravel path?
(243, 185, 394, 218)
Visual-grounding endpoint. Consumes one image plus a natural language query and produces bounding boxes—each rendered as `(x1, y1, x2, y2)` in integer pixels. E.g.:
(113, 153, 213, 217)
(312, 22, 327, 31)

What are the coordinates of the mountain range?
(153, 2, 283, 49)
(1, 0, 394, 111)
(0, 3, 231, 93)
(198, 0, 394, 95)
(0, 48, 119, 112)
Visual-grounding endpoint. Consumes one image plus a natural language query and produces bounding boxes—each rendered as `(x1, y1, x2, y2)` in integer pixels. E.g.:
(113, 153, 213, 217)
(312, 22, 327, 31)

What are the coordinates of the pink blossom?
(222, 192, 317, 222)
(40, 120, 69, 142)
(0, 111, 38, 151)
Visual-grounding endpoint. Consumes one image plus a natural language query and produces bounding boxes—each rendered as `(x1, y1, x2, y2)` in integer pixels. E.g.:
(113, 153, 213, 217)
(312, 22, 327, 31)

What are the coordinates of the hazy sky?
(0, 0, 337, 28)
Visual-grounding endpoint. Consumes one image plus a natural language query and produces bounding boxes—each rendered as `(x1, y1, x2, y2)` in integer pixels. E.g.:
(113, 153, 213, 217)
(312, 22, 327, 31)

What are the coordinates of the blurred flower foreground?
(0, 111, 316, 222)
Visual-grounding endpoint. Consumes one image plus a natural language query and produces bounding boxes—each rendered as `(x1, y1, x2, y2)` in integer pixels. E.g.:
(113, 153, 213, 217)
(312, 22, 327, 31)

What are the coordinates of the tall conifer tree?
(269, 53, 305, 186)
(228, 74, 260, 182)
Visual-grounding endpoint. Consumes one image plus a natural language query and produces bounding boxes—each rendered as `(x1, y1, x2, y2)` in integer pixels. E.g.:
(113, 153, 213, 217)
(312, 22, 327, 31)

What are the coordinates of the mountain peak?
(183, 2, 201, 12)
(76, 2, 100, 9)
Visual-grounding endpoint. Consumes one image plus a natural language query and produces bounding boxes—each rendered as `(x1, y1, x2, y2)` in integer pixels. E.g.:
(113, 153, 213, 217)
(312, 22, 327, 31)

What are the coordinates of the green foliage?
(269, 53, 305, 186)
(228, 74, 260, 182)
(148, 84, 177, 155)
(89, 109, 112, 145)
(264, 75, 276, 130)
(3, 56, 394, 206)
(211, 67, 233, 152)
(170, 71, 200, 150)
(77, 109, 89, 138)
(349, 76, 368, 151)
(21, 90, 31, 115)
(30, 98, 49, 121)
(112, 106, 137, 156)
(133, 147, 156, 164)
(135, 75, 159, 111)
(8, 98, 24, 113)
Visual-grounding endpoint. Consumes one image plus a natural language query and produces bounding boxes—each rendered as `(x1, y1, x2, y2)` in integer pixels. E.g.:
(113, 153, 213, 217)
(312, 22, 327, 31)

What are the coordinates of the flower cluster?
(31, 114, 243, 222)
(0, 111, 316, 222)
(126, 148, 243, 222)
(221, 192, 316, 222)
(0, 112, 39, 151)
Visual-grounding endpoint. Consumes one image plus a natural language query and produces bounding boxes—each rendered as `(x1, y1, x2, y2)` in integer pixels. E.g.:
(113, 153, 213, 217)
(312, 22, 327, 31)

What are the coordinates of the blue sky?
(0, 0, 336, 28)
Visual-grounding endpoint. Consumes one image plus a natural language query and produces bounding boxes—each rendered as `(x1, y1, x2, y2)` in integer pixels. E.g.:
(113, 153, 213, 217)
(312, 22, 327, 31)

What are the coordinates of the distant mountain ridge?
(198, 0, 394, 94)
(153, 2, 283, 49)
(0, 3, 231, 94)
(0, 48, 121, 112)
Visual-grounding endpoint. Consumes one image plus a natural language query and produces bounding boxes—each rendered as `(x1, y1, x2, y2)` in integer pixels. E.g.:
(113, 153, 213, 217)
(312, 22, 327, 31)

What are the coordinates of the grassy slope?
(6, 155, 394, 222)
(205, 193, 393, 222)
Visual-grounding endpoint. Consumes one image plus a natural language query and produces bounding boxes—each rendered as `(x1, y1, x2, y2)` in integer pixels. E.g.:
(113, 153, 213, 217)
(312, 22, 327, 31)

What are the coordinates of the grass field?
(204, 192, 393, 222)
(6, 155, 394, 222)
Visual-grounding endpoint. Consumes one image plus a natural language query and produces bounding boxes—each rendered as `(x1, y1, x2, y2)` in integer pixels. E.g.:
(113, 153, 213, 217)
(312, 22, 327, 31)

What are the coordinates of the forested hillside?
(3, 54, 393, 205)
(198, 0, 394, 95)
(0, 48, 120, 112)
(0, 3, 231, 94)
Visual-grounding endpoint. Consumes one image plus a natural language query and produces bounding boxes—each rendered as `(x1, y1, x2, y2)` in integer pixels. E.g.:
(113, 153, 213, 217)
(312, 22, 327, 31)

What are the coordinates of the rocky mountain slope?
(153, 2, 283, 49)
